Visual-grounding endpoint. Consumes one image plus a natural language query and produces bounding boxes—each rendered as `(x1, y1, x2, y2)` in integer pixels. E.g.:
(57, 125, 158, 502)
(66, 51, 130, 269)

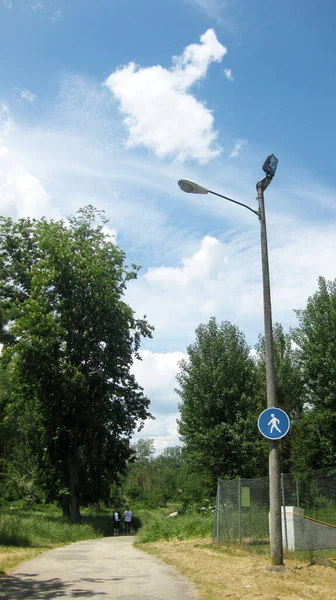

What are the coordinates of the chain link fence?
(213, 466, 336, 549)
(282, 467, 336, 526)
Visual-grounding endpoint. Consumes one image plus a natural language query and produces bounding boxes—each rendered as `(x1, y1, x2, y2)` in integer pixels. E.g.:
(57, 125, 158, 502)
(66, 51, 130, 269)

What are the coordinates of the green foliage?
(0, 208, 153, 518)
(153, 446, 184, 505)
(109, 483, 123, 509)
(291, 410, 335, 475)
(292, 277, 336, 470)
(176, 318, 265, 492)
(1, 455, 42, 504)
(256, 323, 304, 420)
(123, 441, 184, 507)
(255, 323, 306, 473)
(133, 439, 156, 462)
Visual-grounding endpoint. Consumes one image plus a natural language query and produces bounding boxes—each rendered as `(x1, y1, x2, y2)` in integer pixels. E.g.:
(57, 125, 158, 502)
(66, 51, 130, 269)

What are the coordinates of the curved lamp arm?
(178, 178, 259, 217)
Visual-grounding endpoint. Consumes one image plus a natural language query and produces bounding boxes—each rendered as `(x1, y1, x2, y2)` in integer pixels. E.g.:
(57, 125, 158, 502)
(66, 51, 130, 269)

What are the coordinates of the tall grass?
(0, 505, 113, 548)
(0, 502, 214, 552)
(135, 507, 214, 543)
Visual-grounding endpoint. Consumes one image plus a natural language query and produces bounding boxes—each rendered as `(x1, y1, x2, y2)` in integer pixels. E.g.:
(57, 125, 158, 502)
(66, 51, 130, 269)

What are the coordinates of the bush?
(130, 515, 142, 531)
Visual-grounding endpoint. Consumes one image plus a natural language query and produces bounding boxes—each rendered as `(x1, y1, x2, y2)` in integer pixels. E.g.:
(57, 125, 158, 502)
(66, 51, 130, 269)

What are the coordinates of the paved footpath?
(0, 535, 197, 600)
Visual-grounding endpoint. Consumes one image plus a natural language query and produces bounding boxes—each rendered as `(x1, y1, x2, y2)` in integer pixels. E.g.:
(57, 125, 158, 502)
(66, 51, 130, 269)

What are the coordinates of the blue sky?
(1, 0, 336, 450)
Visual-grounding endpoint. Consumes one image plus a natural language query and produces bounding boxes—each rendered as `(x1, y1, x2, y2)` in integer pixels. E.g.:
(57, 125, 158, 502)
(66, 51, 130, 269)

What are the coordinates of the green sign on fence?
(241, 486, 251, 507)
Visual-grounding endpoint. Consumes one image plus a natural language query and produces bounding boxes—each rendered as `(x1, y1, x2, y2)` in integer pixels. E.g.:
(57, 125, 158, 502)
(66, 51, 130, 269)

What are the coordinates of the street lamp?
(177, 155, 284, 566)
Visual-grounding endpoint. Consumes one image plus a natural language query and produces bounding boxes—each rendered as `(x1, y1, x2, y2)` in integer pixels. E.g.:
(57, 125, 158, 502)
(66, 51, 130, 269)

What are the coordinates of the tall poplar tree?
(292, 277, 336, 470)
(176, 318, 266, 492)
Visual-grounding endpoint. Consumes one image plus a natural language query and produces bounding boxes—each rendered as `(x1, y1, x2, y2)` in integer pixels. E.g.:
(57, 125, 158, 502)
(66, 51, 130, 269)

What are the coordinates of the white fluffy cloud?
(0, 79, 202, 262)
(20, 89, 37, 103)
(0, 139, 56, 218)
(224, 67, 233, 81)
(127, 220, 336, 355)
(131, 350, 186, 451)
(31, 1, 44, 9)
(0, 102, 13, 134)
(31, 1, 62, 20)
(145, 236, 225, 286)
(2, 0, 62, 19)
(133, 413, 182, 452)
(229, 138, 247, 158)
(126, 232, 256, 351)
(104, 29, 226, 163)
(132, 350, 185, 415)
(0, 105, 57, 218)
(186, 0, 224, 18)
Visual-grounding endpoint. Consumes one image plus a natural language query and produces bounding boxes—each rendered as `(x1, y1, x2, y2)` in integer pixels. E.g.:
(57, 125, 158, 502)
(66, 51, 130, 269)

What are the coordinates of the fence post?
(213, 479, 220, 543)
(238, 478, 242, 544)
(295, 479, 300, 508)
(281, 473, 288, 551)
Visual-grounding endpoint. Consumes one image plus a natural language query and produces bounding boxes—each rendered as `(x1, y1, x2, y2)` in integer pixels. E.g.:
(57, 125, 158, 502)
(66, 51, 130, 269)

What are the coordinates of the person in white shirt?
(123, 506, 132, 534)
(112, 509, 121, 536)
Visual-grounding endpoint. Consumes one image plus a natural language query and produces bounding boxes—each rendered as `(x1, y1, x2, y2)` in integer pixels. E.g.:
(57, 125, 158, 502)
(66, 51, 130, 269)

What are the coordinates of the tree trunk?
(62, 499, 71, 518)
(69, 460, 81, 522)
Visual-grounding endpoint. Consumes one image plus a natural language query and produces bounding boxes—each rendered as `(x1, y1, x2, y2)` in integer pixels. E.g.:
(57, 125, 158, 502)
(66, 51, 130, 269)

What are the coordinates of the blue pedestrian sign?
(258, 407, 290, 440)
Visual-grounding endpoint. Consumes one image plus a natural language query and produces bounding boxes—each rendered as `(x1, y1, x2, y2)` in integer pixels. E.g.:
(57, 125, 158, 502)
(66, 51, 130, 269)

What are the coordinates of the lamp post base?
(265, 565, 288, 573)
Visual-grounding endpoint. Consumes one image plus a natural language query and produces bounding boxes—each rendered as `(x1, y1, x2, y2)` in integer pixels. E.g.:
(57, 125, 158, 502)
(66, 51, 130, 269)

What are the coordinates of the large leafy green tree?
(176, 318, 266, 492)
(0, 207, 153, 519)
(292, 277, 336, 470)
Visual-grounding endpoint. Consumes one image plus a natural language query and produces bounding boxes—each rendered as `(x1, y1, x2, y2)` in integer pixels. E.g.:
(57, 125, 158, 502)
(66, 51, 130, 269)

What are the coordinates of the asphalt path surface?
(0, 535, 197, 600)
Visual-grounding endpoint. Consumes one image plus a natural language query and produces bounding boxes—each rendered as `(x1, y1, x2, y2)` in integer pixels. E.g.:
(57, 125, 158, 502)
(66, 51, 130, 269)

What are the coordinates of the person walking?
(123, 506, 132, 535)
(112, 509, 121, 536)
(268, 413, 281, 434)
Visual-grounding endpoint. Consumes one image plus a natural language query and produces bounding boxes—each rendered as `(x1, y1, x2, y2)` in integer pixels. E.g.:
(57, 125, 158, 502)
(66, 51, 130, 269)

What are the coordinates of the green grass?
(135, 507, 214, 543)
(0, 504, 114, 549)
(306, 507, 336, 526)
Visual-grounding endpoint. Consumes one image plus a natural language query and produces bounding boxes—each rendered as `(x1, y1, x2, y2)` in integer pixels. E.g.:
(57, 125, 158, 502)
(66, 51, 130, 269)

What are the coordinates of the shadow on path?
(0, 573, 106, 599)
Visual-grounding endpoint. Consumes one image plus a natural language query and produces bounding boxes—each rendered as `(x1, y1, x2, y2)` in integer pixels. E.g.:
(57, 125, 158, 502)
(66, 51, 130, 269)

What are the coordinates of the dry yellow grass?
(139, 538, 336, 600)
(0, 546, 46, 575)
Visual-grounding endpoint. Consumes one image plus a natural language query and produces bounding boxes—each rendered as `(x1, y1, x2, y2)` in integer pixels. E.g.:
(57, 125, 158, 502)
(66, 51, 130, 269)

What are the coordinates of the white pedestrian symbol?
(268, 413, 281, 434)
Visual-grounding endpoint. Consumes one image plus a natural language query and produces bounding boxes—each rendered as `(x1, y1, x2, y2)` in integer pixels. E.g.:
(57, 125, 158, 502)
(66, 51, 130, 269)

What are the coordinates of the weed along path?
(0, 535, 197, 600)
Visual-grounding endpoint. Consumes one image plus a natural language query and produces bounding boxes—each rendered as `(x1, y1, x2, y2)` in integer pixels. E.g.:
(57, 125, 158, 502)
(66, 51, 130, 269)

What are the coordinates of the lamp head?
(178, 179, 209, 195)
(262, 154, 278, 178)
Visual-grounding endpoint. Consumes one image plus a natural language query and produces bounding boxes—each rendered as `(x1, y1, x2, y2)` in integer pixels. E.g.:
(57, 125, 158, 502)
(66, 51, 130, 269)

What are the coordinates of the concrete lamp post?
(178, 155, 284, 566)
